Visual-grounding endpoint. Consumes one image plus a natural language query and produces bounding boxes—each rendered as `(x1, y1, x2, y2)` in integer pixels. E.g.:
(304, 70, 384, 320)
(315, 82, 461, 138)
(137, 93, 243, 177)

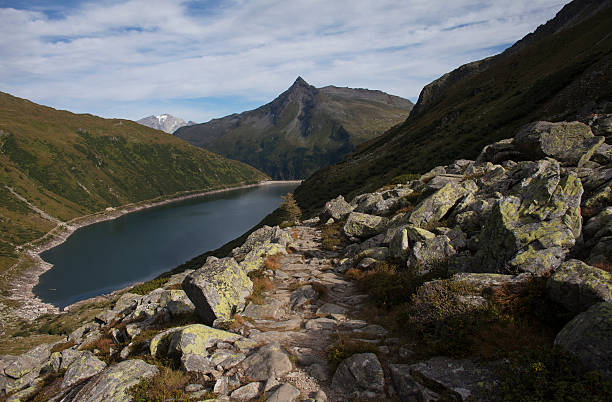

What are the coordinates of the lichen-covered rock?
(343, 212, 388, 238)
(159, 289, 195, 317)
(405, 225, 436, 242)
(351, 193, 383, 214)
(357, 247, 389, 261)
(182, 257, 252, 324)
(589, 236, 612, 266)
(330, 353, 384, 398)
(61, 351, 106, 389)
(476, 138, 521, 164)
(583, 207, 612, 239)
(3, 344, 51, 379)
(232, 226, 292, 262)
(240, 243, 287, 273)
(409, 235, 456, 271)
(321, 195, 355, 221)
(242, 300, 284, 320)
(390, 357, 499, 401)
(389, 227, 409, 260)
(555, 302, 612, 379)
(112, 292, 140, 314)
(149, 327, 185, 359)
(548, 260, 612, 313)
(242, 344, 292, 381)
(409, 181, 477, 227)
(474, 162, 583, 274)
(582, 180, 611, 211)
(168, 324, 240, 372)
(67, 359, 158, 401)
(513, 121, 604, 167)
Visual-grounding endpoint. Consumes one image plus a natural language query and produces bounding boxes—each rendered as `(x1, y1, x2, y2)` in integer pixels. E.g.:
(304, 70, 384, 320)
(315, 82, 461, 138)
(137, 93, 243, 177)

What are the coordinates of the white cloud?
(0, 0, 566, 122)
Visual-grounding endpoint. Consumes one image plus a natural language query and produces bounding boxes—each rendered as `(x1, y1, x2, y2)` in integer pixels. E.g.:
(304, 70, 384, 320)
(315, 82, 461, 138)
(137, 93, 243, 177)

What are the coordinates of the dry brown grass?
(393, 204, 415, 216)
(310, 282, 329, 299)
(467, 321, 554, 359)
(129, 367, 210, 401)
(290, 228, 300, 241)
(263, 254, 282, 270)
(81, 336, 115, 362)
(50, 340, 76, 354)
(247, 276, 275, 305)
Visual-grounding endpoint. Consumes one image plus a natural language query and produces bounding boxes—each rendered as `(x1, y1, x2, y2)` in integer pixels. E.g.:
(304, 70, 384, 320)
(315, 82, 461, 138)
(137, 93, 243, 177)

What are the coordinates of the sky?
(0, 0, 567, 123)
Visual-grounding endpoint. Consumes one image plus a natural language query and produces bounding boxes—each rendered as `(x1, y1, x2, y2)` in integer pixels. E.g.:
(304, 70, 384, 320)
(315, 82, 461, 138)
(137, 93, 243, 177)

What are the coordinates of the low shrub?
(327, 334, 379, 373)
(130, 277, 170, 295)
(129, 367, 212, 401)
(498, 347, 612, 401)
(263, 254, 281, 270)
(321, 221, 347, 251)
(247, 269, 274, 305)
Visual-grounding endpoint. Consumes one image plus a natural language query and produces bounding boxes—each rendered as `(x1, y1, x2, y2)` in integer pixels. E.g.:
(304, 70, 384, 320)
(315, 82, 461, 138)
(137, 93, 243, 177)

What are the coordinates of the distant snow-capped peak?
(136, 114, 196, 134)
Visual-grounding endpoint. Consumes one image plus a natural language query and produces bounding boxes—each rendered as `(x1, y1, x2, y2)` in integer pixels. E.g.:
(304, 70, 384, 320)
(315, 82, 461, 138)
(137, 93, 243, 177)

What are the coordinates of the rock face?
(547, 260, 612, 313)
(408, 181, 476, 227)
(182, 257, 252, 324)
(555, 302, 612, 379)
(330, 353, 384, 398)
(67, 359, 158, 401)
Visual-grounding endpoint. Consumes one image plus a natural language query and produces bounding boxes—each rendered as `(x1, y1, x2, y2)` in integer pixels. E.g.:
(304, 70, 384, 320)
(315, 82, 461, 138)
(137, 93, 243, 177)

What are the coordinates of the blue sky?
(0, 0, 566, 122)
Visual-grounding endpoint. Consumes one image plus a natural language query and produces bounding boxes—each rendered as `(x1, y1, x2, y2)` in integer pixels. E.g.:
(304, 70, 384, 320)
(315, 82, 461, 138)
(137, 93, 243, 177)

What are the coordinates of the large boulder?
(232, 226, 292, 262)
(240, 242, 287, 273)
(343, 212, 388, 239)
(351, 193, 384, 214)
(330, 353, 384, 399)
(389, 357, 498, 401)
(242, 344, 292, 381)
(66, 359, 158, 401)
(409, 235, 456, 271)
(408, 181, 477, 227)
(3, 344, 51, 380)
(474, 160, 583, 274)
(265, 383, 300, 402)
(555, 302, 612, 379)
(547, 260, 612, 313)
(321, 195, 354, 221)
(476, 138, 521, 164)
(61, 351, 106, 389)
(513, 121, 604, 167)
(166, 324, 240, 372)
(182, 257, 252, 324)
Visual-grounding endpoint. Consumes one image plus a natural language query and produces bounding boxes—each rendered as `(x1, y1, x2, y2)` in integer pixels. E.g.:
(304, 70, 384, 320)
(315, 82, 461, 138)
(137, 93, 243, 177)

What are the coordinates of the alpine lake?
(34, 182, 299, 309)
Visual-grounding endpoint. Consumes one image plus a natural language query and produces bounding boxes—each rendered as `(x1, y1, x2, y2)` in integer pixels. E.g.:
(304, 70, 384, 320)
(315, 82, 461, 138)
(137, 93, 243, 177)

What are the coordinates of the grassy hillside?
(294, 0, 612, 214)
(175, 78, 413, 179)
(0, 92, 268, 272)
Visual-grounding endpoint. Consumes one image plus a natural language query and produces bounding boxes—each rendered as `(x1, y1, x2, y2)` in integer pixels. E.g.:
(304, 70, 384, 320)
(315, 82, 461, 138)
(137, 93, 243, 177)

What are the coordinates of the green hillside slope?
(0, 92, 268, 270)
(294, 0, 612, 214)
(175, 77, 413, 179)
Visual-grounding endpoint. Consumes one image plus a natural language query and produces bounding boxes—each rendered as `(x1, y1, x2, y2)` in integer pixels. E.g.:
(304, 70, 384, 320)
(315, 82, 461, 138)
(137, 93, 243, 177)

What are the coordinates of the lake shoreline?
(8, 180, 302, 321)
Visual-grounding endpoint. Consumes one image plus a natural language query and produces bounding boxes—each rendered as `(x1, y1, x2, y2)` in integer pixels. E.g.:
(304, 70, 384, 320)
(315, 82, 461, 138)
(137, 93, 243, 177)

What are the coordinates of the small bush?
(263, 254, 281, 270)
(278, 193, 302, 223)
(247, 270, 275, 305)
(130, 277, 170, 295)
(391, 173, 421, 184)
(327, 334, 379, 373)
(498, 347, 612, 401)
(129, 367, 211, 401)
(321, 221, 347, 251)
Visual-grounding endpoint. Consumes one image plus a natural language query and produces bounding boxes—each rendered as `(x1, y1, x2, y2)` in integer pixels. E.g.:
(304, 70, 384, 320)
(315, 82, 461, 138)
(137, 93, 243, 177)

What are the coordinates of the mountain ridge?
(136, 114, 196, 134)
(294, 0, 612, 214)
(175, 78, 413, 179)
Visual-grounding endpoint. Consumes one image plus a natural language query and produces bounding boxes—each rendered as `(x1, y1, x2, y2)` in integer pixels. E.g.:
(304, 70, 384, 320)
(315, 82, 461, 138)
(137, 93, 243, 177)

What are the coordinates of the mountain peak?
(291, 76, 309, 88)
(136, 114, 195, 134)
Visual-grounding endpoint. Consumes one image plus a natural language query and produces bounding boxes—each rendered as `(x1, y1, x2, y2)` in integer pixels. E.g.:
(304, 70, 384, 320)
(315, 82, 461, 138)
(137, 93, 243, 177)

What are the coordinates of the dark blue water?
(35, 183, 298, 308)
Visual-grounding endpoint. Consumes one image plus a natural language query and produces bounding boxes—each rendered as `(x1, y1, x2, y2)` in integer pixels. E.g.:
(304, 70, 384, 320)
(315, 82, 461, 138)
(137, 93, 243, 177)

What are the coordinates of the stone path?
(237, 226, 392, 401)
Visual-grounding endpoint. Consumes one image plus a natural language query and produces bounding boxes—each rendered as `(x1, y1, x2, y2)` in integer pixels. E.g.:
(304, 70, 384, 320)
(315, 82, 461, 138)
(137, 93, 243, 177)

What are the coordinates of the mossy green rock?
(409, 181, 477, 227)
(182, 257, 252, 324)
(343, 212, 388, 238)
(548, 260, 612, 313)
(555, 302, 612, 379)
(514, 121, 604, 167)
(69, 359, 158, 401)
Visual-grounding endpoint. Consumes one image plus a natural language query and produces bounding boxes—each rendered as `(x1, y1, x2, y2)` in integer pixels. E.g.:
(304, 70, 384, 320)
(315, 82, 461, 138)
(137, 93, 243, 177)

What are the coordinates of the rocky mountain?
(136, 114, 196, 134)
(2, 116, 610, 401)
(0, 91, 267, 287)
(294, 0, 612, 214)
(175, 77, 413, 179)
